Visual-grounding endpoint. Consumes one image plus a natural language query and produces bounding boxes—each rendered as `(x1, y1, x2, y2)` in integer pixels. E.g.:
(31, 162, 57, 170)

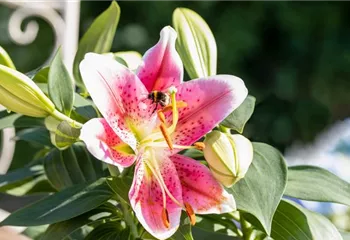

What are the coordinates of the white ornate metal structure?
(0, 0, 81, 173)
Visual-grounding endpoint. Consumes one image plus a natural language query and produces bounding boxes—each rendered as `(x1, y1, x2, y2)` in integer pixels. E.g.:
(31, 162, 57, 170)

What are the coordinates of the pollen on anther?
(162, 208, 170, 228)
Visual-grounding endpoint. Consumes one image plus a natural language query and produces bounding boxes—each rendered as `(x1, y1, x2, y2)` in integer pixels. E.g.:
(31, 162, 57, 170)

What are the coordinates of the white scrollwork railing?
(0, 0, 80, 174)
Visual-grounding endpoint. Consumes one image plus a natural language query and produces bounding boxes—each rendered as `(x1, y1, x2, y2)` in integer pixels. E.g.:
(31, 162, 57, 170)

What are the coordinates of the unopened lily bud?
(203, 131, 253, 187)
(0, 46, 16, 69)
(0, 64, 55, 117)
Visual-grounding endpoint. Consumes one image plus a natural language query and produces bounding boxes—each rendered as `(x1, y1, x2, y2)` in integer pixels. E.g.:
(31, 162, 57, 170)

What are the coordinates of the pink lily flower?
(79, 26, 247, 239)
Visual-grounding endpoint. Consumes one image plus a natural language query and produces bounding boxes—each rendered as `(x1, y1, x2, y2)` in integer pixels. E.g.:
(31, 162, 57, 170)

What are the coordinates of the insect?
(147, 91, 170, 114)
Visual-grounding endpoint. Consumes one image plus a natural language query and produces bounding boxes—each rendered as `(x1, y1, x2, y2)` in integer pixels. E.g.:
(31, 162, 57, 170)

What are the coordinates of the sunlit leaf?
(44, 143, 104, 190)
(227, 143, 287, 234)
(221, 95, 256, 133)
(1, 178, 113, 226)
(48, 48, 74, 116)
(285, 165, 350, 206)
(73, 1, 120, 92)
(271, 199, 342, 240)
(41, 203, 117, 240)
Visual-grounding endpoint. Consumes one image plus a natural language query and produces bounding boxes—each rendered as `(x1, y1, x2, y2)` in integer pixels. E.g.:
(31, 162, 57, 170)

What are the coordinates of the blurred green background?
(1, 1, 350, 154)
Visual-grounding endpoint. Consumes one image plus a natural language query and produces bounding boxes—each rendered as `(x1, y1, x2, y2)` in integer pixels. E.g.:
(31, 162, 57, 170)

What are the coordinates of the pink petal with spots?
(171, 75, 248, 146)
(80, 118, 136, 167)
(129, 153, 183, 239)
(80, 53, 156, 150)
(171, 154, 236, 214)
(137, 26, 183, 92)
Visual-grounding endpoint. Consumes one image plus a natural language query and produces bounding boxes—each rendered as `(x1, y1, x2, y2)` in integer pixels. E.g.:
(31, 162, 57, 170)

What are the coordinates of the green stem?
(51, 109, 83, 128)
(226, 212, 243, 237)
(228, 211, 240, 221)
(240, 214, 251, 240)
(107, 166, 138, 239)
(117, 194, 139, 239)
(107, 164, 120, 177)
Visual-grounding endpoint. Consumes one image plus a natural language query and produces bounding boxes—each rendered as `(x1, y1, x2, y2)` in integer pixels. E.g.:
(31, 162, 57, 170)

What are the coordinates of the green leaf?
(73, 1, 120, 92)
(74, 93, 95, 107)
(48, 48, 74, 116)
(0, 112, 44, 130)
(23, 225, 49, 240)
(5, 174, 50, 196)
(113, 51, 142, 71)
(140, 213, 193, 240)
(182, 148, 204, 160)
(0, 46, 15, 69)
(85, 221, 126, 240)
(285, 165, 350, 206)
(42, 203, 117, 240)
(0, 165, 43, 191)
(15, 128, 53, 147)
(1, 178, 113, 226)
(74, 105, 99, 120)
(106, 176, 132, 203)
(194, 214, 239, 238)
(221, 95, 256, 133)
(44, 143, 103, 190)
(227, 142, 288, 234)
(32, 66, 49, 83)
(271, 199, 342, 240)
(173, 8, 217, 79)
(340, 231, 350, 240)
(192, 227, 240, 240)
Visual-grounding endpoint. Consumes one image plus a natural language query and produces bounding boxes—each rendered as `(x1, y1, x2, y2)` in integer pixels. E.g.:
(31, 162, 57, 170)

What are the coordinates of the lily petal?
(171, 154, 236, 214)
(80, 53, 156, 150)
(129, 153, 183, 239)
(137, 26, 183, 92)
(172, 75, 247, 146)
(80, 118, 136, 167)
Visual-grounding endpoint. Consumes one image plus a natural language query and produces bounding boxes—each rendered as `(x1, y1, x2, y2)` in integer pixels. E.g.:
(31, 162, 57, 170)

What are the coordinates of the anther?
(162, 208, 170, 228)
(157, 111, 166, 124)
(194, 142, 205, 150)
(160, 123, 173, 150)
(184, 202, 196, 225)
(161, 101, 188, 113)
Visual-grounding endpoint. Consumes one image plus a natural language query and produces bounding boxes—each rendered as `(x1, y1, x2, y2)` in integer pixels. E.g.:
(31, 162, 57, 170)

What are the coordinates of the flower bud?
(0, 64, 55, 117)
(45, 116, 81, 150)
(0, 46, 16, 69)
(203, 131, 253, 187)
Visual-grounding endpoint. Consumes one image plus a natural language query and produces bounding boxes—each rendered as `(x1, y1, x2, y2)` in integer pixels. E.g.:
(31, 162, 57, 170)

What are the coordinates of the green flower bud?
(0, 64, 55, 117)
(0, 46, 16, 69)
(45, 116, 81, 150)
(204, 131, 253, 187)
(173, 8, 217, 79)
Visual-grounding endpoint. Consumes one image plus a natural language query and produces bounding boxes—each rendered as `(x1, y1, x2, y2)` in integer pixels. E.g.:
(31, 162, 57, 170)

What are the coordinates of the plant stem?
(107, 166, 138, 239)
(51, 109, 83, 128)
(107, 164, 120, 177)
(240, 214, 251, 240)
(117, 194, 139, 239)
(227, 212, 243, 237)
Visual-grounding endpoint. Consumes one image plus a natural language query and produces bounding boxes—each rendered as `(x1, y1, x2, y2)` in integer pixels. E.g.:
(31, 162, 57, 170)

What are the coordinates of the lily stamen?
(184, 202, 196, 226)
(161, 101, 187, 113)
(162, 208, 170, 228)
(160, 123, 173, 150)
